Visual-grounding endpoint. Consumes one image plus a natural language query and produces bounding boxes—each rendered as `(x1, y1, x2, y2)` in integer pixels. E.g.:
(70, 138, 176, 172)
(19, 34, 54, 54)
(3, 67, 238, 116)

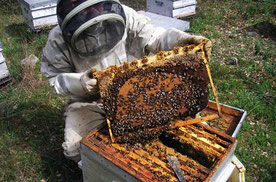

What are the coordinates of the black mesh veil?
(57, 0, 126, 56)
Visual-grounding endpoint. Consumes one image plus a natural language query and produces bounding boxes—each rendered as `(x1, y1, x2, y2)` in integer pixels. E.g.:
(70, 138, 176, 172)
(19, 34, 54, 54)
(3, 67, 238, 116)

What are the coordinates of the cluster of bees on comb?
(94, 43, 210, 144)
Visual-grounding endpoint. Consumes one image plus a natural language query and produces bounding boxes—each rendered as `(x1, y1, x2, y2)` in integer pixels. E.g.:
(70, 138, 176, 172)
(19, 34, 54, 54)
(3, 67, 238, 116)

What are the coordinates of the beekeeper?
(41, 0, 211, 162)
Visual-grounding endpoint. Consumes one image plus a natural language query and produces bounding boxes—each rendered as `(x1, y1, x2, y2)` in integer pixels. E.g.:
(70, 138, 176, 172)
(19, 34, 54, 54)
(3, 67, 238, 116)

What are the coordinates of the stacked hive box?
(147, 0, 197, 18)
(0, 42, 11, 85)
(18, 0, 58, 32)
(81, 101, 247, 181)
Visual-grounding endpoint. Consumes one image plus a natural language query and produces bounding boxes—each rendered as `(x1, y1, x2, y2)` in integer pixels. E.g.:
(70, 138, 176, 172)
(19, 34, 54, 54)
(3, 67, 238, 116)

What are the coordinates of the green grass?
(0, 1, 82, 181)
(192, 1, 276, 181)
(0, 0, 276, 181)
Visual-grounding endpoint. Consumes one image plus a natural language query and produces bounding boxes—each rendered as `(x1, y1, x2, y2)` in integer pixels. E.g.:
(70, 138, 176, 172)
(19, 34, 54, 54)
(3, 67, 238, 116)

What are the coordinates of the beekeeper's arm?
(41, 27, 97, 97)
(146, 28, 212, 60)
(124, 6, 211, 60)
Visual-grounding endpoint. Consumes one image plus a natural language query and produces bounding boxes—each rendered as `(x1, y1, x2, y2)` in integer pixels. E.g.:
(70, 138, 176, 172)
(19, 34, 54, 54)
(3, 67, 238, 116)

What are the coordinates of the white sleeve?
(41, 26, 86, 96)
(41, 26, 73, 81)
(146, 28, 193, 53)
(123, 6, 193, 56)
(123, 5, 166, 58)
(54, 73, 87, 96)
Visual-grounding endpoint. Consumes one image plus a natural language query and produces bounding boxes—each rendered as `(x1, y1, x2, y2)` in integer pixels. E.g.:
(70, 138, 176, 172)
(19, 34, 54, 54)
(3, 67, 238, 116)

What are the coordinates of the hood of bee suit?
(57, 0, 126, 56)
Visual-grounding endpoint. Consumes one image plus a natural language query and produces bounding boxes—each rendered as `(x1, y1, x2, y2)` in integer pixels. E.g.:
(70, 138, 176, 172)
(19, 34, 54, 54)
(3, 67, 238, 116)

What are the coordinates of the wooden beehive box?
(81, 101, 247, 182)
(18, 0, 58, 31)
(0, 42, 11, 85)
(147, 0, 197, 18)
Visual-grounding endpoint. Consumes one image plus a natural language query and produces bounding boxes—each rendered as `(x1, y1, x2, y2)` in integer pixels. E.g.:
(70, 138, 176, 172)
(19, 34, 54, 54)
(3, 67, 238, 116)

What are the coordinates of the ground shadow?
(5, 23, 50, 43)
(246, 21, 276, 41)
(1, 98, 83, 181)
(0, 0, 22, 16)
(27, 104, 83, 182)
(5, 23, 37, 43)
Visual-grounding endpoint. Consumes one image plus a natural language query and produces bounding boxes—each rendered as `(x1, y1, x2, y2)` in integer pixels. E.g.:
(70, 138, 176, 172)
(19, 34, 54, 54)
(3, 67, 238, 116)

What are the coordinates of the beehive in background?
(138, 11, 190, 31)
(147, 0, 197, 18)
(18, 0, 58, 32)
(0, 42, 11, 85)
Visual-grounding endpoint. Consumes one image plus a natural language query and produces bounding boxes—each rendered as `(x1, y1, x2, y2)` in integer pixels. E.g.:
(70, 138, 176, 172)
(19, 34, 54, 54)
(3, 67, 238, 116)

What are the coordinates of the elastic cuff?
(64, 153, 81, 163)
(54, 73, 87, 96)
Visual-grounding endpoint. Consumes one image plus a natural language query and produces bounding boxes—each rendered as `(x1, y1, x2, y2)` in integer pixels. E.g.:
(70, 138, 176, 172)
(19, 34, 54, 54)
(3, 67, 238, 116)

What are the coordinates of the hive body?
(81, 121, 237, 182)
(94, 43, 210, 143)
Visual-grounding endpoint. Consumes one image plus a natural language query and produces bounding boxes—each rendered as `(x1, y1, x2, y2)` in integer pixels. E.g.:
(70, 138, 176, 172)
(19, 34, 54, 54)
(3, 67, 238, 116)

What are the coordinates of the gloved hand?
(181, 34, 212, 61)
(80, 69, 98, 94)
(147, 28, 212, 60)
(54, 69, 98, 96)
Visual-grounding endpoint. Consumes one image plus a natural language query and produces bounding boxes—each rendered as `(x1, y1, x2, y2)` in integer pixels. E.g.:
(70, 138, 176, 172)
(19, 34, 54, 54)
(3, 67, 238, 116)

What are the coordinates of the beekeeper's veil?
(57, 0, 126, 56)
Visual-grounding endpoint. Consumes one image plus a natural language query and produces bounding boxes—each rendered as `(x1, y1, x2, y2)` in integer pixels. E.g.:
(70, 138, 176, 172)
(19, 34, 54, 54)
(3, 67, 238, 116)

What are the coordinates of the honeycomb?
(93, 42, 210, 143)
(82, 122, 236, 182)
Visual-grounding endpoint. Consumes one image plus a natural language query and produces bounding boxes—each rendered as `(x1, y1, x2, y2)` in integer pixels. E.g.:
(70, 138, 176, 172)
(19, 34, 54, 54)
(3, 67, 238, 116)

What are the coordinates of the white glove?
(80, 69, 98, 94)
(181, 34, 212, 61)
(147, 28, 212, 60)
(54, 69, 98, 96)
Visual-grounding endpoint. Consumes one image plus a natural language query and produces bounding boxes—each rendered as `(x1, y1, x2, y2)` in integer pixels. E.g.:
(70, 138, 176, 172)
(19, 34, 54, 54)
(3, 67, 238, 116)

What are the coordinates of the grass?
(0, 0, 275, 181)
(190, 1, 276, 181)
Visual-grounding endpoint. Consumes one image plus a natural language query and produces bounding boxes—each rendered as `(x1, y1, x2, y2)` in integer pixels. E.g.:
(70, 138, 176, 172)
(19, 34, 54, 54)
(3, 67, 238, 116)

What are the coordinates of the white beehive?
(18, 0, 58, 31)
(138, 11, 190, 31)
(0, 42, 11, 85)
(147, 0, 197, 18)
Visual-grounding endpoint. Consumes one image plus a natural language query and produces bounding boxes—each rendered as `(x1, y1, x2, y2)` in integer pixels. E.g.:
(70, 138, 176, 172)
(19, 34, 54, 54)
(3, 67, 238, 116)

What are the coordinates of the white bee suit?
(41, 4, 210, 162)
